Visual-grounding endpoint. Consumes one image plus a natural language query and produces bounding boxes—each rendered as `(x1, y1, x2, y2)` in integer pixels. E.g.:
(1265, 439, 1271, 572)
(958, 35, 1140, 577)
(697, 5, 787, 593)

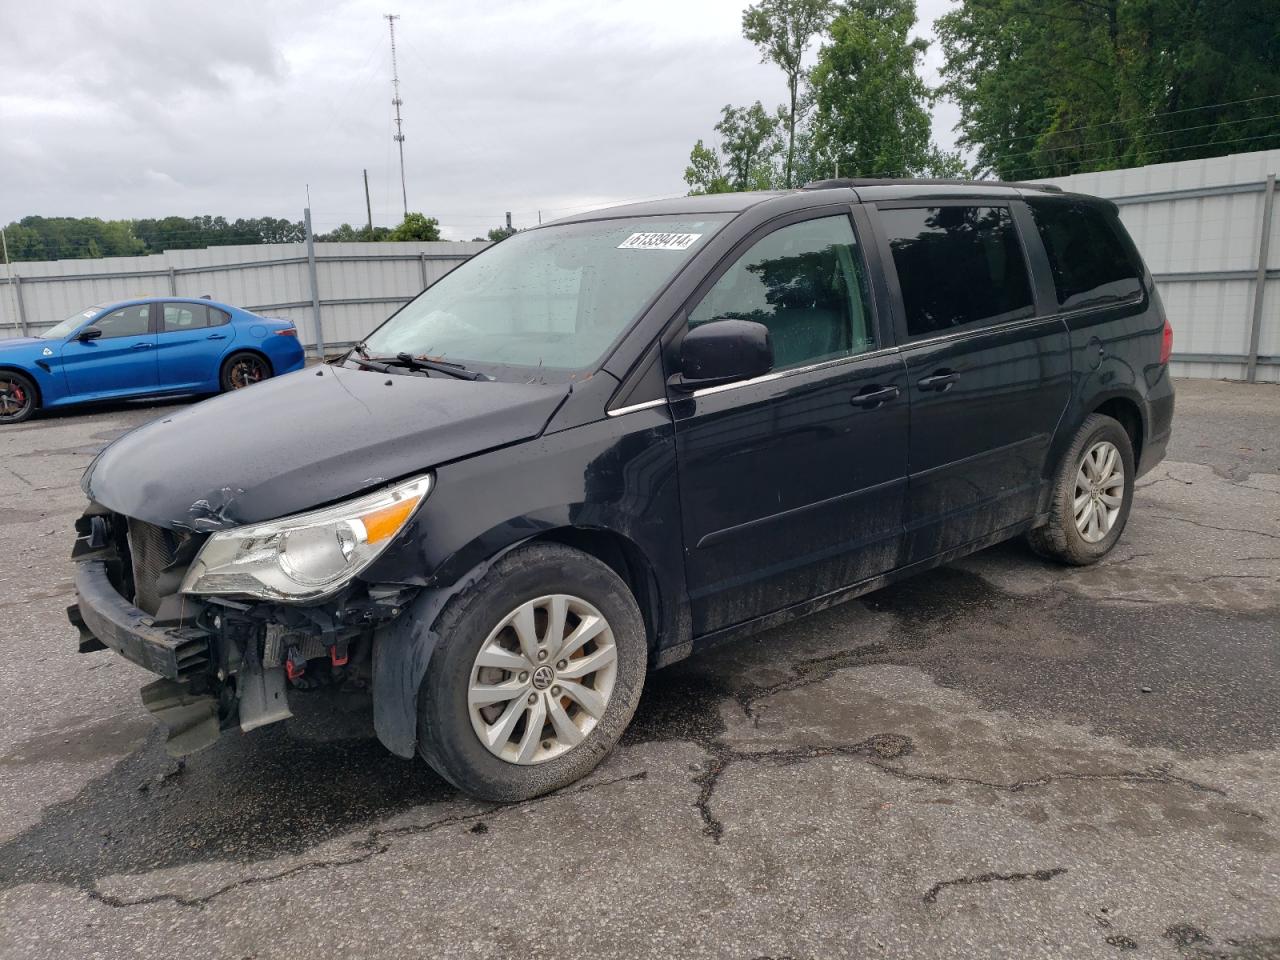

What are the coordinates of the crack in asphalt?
(693, 735, 914, 842)
(922, 866, 1067, 903)
(83, 771, 647, 911)
(1147, 514, 1280, 540)
(734, 641, 890, 722)
(865, 759, 1227, 796)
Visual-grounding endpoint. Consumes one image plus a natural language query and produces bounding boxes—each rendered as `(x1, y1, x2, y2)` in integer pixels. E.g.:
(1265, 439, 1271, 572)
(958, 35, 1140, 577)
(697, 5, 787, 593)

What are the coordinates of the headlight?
(180, 474, 432, 601)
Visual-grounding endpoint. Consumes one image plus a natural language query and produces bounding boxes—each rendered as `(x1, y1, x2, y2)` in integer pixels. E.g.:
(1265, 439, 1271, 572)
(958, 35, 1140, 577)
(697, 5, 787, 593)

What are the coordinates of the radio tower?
(385, 13, 408, 220)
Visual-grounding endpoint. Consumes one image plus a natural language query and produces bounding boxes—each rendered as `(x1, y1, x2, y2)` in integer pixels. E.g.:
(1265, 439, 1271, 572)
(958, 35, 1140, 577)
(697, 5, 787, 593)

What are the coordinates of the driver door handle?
(850, 384, 900, 409)
(918, 370, 958, 392)
(132, 342, 153, 350)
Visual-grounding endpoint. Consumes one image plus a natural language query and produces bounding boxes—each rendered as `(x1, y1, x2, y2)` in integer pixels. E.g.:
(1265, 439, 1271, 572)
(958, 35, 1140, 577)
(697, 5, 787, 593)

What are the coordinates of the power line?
(958, 93, 1280, 152)
(995, 131, 1280, 181)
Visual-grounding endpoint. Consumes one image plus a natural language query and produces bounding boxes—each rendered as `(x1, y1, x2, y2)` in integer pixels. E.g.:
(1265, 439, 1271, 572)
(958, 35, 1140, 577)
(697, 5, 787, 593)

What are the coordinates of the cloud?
(0, 0, 962, 240)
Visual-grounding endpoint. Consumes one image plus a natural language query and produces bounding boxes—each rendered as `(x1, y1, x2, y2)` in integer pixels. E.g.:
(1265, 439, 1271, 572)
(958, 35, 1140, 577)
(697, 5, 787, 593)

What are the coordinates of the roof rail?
(802, 177, 1064, 194)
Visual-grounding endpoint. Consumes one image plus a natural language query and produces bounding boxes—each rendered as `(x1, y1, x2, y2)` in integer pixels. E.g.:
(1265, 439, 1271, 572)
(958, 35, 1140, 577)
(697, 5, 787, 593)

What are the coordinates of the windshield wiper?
(352, 351, 488, 381)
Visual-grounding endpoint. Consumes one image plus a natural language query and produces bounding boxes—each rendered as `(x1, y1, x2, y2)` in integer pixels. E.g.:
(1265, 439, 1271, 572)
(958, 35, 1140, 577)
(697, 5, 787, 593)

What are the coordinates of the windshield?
(360, 215, 730, 372)
(40, 305, 104, 340)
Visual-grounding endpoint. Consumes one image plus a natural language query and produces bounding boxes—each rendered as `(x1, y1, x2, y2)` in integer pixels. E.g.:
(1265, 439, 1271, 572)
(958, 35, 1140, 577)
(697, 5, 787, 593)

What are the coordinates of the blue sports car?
(0, 297, 306, 424)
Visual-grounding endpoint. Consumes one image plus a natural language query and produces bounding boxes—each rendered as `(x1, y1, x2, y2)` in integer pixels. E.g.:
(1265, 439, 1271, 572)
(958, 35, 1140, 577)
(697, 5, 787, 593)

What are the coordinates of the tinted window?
(1029, 200, 1142, 308)
(161, 304, 230, 330)
(163, 303, 212, 331)
(93, 305, 151, 339)
(880, 205, 1033, 338)
(688, 215, 875, 370)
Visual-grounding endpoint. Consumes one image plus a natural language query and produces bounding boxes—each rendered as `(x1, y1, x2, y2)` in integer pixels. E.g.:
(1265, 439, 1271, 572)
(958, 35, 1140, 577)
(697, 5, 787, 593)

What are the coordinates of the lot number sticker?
(618, 232, 703, 251)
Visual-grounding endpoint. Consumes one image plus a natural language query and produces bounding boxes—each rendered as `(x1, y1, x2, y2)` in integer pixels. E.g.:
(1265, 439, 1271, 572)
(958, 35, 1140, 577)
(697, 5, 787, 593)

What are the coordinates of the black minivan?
(69, 179, 1174, 800)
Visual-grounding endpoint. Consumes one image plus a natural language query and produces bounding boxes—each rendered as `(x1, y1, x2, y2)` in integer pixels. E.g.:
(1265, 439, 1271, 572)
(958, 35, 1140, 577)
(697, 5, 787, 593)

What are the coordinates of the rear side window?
(687, 215, 876, 370)
(879, 205, 1033, 338)
(163, 303, 212, 331)
(1028, 200, 1143, 308)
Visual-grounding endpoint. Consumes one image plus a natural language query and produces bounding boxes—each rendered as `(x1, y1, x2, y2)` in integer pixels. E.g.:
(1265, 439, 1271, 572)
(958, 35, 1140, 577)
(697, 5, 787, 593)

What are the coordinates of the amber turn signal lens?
(360, 497, 422, 544)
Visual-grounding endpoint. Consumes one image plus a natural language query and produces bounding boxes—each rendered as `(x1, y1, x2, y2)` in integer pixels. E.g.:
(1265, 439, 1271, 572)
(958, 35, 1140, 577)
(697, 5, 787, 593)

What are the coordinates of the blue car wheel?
(0, 370, 37, 424)
(220, 351, 272, 392)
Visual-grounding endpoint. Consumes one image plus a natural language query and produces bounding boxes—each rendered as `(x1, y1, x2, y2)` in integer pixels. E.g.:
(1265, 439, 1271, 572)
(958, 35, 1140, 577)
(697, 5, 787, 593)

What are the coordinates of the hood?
(0, 337, 49, 357)
(83, 364, 569, 530)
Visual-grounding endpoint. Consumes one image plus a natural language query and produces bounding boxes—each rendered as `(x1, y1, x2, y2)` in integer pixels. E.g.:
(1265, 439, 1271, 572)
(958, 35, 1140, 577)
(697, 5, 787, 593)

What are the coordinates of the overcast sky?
(0, 0, 960, 240)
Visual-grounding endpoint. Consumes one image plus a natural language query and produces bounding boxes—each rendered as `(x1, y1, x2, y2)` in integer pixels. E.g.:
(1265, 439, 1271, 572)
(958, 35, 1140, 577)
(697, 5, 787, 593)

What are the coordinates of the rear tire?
(1027, 413, 1135, 565)
(0, 371, 37, 424)
(416, 543, 647, 802)
(220, 352, 272, 392)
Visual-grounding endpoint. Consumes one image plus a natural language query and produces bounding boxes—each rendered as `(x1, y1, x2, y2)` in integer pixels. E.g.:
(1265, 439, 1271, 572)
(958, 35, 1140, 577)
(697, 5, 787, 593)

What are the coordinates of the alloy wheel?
(228, 356, 268, 389)
(467, 594, 618, 765)
(0, 376, 31, 422)
(1074, 439, 1125, 543)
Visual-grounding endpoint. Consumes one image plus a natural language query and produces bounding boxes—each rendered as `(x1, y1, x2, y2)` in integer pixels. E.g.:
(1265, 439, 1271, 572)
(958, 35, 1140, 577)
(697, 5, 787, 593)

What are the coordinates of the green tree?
(717, 102, 784, 190)
(808, 0, 936, 179)
(938, 0, 1280, 179)
(742, 0, 833, 188)
(684, 138, 734, 194)
(389, 212, 442, 242)
(486, 226, 517, 242)
(316, 223, 392, 242)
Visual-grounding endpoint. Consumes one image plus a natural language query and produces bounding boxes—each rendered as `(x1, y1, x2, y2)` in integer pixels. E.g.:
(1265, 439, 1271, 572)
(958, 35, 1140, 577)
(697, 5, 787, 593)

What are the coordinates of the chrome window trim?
(606, 398, 667, 418)
(898, 311, 1049, 350)
(686, 345, 902, 399)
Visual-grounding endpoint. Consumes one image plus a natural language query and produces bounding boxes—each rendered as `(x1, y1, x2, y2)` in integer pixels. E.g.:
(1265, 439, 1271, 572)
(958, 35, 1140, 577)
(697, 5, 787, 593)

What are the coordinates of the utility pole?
(303, 206, 325, 358)
(363, 168, 373, 234)
(0, 227, 22, 335)
(505, 211, 513, 232)
(385, 13, 408, 221)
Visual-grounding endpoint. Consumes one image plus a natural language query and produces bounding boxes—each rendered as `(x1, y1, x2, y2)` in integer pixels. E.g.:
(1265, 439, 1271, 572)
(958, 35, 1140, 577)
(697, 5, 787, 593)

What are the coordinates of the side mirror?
(671, 318, 773, 392)
(77, 326, 103, 342)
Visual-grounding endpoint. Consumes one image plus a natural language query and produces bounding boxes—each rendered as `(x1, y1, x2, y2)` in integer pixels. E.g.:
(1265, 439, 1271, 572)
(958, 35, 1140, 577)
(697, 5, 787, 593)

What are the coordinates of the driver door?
(669, 211, 909, 636)
(61, 303, 159, 399)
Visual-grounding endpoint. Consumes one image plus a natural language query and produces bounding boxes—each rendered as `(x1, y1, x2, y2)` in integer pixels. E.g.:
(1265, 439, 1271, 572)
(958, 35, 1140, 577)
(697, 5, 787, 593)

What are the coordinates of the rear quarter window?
(1028, 200, 1143, 309)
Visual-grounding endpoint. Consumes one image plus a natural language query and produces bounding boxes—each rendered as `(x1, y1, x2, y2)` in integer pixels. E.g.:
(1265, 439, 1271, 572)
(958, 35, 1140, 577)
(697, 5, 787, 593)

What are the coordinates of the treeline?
(686, 0, 1280, 192)
(0, 212, 463, 263)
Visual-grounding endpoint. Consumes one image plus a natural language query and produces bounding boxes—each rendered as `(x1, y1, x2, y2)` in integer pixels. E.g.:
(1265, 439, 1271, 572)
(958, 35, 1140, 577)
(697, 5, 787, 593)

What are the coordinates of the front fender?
(371, 548, 510, 758)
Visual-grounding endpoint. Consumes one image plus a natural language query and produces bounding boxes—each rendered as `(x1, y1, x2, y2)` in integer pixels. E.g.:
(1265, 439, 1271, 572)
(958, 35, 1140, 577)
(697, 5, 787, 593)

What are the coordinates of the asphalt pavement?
(0, 378, 1276, 959)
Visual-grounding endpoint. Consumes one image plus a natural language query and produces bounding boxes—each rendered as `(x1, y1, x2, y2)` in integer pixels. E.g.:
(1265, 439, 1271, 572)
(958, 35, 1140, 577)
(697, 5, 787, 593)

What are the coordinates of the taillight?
(1159, 318, 1173, 365)
(274, 327, 298, 337)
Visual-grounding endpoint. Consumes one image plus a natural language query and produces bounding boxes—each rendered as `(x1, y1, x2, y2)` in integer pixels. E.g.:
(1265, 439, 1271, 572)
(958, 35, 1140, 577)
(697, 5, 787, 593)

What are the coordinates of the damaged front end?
(67, 492, 423, 756)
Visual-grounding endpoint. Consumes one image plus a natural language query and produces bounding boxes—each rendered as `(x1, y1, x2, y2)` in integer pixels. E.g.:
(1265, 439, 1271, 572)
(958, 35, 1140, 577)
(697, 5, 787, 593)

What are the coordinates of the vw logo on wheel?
(531, 665, 555, 690)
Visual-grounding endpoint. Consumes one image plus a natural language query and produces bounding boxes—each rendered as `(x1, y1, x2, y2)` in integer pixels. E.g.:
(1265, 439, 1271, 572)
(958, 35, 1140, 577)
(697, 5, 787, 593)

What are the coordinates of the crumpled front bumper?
(67, 559, 210, 681)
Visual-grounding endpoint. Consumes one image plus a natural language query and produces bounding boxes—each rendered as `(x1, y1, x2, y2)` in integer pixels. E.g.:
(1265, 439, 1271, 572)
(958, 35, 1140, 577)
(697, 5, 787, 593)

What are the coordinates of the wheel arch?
(1091, 393, 1145, 465)
(0, 364, 42, 407)
(371, 522, 666, 760)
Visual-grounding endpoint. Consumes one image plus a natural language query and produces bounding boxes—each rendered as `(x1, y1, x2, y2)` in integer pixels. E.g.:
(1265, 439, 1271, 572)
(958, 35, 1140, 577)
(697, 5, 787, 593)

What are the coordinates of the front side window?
(1028, 200, 1143, 308)
(687, 215, 876, 370)
(361, 215, 730, 374)
(93, 304, 151, 339)
(880, 205, 1034, 338)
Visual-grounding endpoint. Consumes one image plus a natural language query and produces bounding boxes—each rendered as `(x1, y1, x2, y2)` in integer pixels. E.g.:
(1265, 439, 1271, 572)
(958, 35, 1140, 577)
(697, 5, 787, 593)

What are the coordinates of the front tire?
(220, 352, 272, 392)
(0, 371, 38, 424)
(417, 543, 647, 801)
(1028, 413, 1135, 565)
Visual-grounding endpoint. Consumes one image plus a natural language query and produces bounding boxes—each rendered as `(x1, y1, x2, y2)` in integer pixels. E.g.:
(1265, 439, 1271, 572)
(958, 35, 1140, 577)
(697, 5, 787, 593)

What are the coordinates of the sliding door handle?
(850, 384, 900, 409)
(918, 370, 958, 392)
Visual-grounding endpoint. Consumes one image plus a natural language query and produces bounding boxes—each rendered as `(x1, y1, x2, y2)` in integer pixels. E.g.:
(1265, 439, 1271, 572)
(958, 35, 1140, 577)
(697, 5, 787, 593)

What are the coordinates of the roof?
(547, 191, 787, 225)
(802, 177, 1064, 193)
(546, 178, 1103, 227)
